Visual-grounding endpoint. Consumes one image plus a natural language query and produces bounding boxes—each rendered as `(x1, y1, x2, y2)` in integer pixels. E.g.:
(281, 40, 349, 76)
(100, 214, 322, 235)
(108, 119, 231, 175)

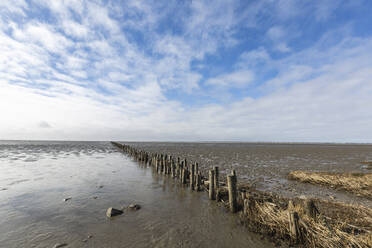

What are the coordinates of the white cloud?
(206, 70, 255, 88)
(14, 22, 73, 54)
(62, 20, 90, 39)
(239, 47, 271, 66)
(266, 26, 291, 53)
(0, 0, 371, 142)
(267, 26, 286, 41)
(0, 0, 27, 16)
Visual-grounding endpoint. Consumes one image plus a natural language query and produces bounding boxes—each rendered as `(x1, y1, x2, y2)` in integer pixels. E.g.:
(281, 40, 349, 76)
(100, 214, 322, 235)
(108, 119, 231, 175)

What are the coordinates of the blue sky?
(0, 0, 372, 142)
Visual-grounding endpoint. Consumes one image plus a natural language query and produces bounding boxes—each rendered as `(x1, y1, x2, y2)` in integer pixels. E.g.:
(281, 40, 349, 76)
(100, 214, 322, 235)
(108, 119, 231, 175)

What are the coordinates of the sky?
(0, 0, 372, 142)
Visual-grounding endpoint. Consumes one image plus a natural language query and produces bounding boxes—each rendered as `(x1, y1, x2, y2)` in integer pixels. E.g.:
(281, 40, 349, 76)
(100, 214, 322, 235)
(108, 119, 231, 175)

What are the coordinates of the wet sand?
(0, 141, 272, 248)
(125, 142, 372, 207)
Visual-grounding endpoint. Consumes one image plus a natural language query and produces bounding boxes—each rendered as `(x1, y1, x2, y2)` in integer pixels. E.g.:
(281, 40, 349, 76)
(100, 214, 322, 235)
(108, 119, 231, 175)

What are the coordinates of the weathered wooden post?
(209, 169, 215, 200)
(176, 157, 180, 178)
(160, 154, 163, 174)
(180, 161, 184, 183)
(163, 155, 167, 175)
(214, 166, 219, 188)
(194, 163, 199, 190)
(304, 198, 318, 220)
(196, 172, 201, 191)
(171, 159, 176, 178)
(288, 211, 300, 243)
(227, 173, 237, 213)
(181, 165, 187, 185)
(156, 157, 160, 173)
(214, 166, 219, 198)
(190, 163, 195, 190)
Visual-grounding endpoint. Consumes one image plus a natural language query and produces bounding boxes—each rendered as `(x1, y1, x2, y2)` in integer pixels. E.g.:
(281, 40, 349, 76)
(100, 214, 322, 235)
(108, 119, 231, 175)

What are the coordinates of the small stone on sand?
(53, 243, 68, 248)
(63, 197, 72, 202)
(106, 207, 123, 217)
(99, 185, 104, 189)
(83, 235, 93, 242)
(127, 204, 141, 210)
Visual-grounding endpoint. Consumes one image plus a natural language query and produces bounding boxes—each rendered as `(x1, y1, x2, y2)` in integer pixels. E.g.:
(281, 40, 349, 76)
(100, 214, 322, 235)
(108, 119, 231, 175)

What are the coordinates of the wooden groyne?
(111, 142, 372, 247)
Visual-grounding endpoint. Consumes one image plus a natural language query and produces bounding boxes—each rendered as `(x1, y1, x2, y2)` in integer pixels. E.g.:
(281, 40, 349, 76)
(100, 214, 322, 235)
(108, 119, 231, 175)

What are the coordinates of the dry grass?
(250, 200, 372, 247)
(232, 189, 372, 247)
(288, 170, 372, 198)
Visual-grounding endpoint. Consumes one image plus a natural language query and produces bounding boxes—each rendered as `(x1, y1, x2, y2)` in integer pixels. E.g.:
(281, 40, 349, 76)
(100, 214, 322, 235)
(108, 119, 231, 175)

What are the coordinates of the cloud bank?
(0, 0, 371, 142)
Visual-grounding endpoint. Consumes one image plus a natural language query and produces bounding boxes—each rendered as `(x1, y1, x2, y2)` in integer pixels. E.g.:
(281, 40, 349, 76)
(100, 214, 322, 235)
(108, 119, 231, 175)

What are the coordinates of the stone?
(63, 197, 72, 202)
(106, 207, 123, 217)
(53, 243, 68, 248)
(127, 204, 141, 210)
(82, 235, 93, 243)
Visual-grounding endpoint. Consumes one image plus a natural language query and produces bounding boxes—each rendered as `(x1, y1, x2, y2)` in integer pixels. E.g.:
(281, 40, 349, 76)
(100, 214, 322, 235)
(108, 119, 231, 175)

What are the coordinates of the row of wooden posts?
(111, 142, 239, 213)
(111, 142, 319, 244)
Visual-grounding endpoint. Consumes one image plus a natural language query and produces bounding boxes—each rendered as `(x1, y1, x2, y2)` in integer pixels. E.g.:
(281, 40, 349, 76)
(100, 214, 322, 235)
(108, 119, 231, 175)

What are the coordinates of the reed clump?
(288, 170, 372, 198)
(234, 189, 372, 247)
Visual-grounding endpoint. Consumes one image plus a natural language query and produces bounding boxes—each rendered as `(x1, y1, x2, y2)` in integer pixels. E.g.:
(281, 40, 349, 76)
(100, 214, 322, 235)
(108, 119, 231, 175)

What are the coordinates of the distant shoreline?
(1, 139, 372, 145)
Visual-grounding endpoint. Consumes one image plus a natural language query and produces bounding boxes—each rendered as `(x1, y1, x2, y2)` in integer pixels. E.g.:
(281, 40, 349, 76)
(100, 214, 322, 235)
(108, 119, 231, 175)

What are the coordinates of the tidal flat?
(0, 141, 273, 248)
(126, 142, 372, 207)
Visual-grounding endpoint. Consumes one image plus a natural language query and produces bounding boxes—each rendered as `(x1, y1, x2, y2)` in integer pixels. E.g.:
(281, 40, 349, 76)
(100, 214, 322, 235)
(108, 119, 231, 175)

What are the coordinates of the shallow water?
(125, 142, 372, 207)
(0, 141, 272, 248)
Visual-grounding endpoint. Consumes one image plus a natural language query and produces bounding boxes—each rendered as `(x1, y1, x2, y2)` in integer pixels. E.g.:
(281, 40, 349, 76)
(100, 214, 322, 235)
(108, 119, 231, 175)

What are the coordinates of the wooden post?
(214, 166, 219, 194)
(190, 163, 195, 190)
(163, 156, 167, 175)
(227, 174, 237, 213)
(209, 170, 215, 200)
(196, 172, 201, 191)
(156, 158, 160, 173)
(304, 199, 318, 220)
(176, 158, 180, 178)
(194, 163, 199, 190)
(171, 159, 175, 178)
(288, 211, 300, 243)
(182, 167, 187, 184)
(180, 161, 184, 183)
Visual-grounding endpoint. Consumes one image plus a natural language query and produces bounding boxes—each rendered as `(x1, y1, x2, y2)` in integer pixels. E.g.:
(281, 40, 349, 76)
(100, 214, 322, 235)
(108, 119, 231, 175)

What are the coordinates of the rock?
(92, 196, 98, 199)
(82, 235, 93, 242)
(0, 188, 7, 191)
(63, 197, 72, 202)
(53, 243, 68, 248)
(98, 185, 104, 189)
(329, 195, 335, 200)
(127, 204, 141, 210)
(106, 207, 123, 217)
